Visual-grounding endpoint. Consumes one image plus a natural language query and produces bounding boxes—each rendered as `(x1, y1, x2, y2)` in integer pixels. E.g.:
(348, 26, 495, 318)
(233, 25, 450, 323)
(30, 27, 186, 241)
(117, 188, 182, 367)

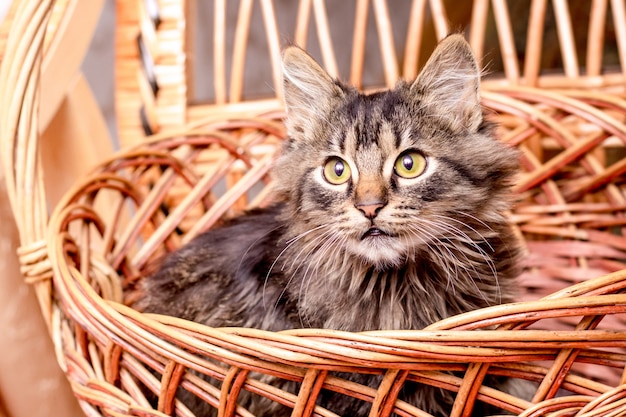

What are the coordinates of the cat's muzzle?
(361, 227, 388, 240)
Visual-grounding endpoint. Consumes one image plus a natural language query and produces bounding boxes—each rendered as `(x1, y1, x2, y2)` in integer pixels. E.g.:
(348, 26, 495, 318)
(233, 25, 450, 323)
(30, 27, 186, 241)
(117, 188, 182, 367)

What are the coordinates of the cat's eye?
(323, 157, 351, 185)
(394, 151, 427, 179)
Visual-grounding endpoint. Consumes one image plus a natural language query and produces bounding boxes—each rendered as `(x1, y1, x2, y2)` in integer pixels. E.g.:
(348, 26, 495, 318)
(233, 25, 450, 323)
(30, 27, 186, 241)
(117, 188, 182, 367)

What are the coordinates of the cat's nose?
(356, 202, 385, 219)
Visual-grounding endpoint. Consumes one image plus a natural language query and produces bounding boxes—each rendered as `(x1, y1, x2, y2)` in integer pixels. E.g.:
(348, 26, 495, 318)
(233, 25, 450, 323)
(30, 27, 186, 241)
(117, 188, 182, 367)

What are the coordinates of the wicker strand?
(229, 0, 254, 103)
(552, 0, 579, 79)
(0, 0, 56, 331)
(350, 0, 369, 88)
(372, 0, 398, 87)
(213, 0, 226, 105)
(4, 1, 626, 416)
(468, 0, 489, 67)
(587, 0, 608, 77)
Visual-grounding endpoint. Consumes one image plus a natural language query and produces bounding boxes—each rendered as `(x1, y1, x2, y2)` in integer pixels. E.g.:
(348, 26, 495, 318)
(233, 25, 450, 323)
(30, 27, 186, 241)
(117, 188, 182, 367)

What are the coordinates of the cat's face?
(274, 35, 518, 269)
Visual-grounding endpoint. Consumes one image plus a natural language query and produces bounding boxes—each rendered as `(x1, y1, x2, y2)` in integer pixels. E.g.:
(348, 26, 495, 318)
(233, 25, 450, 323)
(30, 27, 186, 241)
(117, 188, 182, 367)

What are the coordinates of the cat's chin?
(351, 234, 407, 269)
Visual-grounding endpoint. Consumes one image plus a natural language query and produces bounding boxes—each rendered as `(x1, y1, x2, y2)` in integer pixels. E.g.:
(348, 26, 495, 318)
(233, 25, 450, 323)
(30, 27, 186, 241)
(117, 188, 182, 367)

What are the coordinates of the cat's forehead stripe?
(340, 92, 407, 151)
(341, 123, 357, 155)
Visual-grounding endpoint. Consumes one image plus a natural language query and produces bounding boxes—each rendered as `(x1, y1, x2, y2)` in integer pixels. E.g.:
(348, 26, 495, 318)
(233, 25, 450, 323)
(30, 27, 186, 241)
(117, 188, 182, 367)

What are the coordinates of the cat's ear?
(282, 46, 344, 133)
(412, 34, 483, 132)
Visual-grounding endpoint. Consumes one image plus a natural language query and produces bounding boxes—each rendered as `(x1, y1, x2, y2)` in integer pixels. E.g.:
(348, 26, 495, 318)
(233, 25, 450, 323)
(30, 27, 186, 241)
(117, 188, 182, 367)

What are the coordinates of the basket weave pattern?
(47, 94, 626, 417)
(2, 0, 626, 416)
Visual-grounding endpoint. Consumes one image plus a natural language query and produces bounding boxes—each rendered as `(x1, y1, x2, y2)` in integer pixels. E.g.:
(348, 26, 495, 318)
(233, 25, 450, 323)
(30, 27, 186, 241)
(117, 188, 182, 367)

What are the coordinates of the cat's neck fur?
(277, 217, 518, 332)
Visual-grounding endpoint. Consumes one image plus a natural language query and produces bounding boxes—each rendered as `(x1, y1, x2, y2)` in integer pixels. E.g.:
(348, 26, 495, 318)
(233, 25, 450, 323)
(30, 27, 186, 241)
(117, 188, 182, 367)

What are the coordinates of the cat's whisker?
(284, 223, 331, 245)
(281, 226, 338, 291)
(426, 219, 491, 270)
(404, 223, 459, 294)
(452, 210, 498, 233)
(426, 215, 496, 267)
(407, 218, 494, 306)
(297, 232, 346, 327)
(284, 227, 338, 280)
(273, 224, 331, 273)
(273, 233, 334, 324)
(431, 214, 495, 253)
(264, 223, 331, 308)
(236, 225, 284, 276)
(430, 214, 500, 282)
(426, 217, 501, 304)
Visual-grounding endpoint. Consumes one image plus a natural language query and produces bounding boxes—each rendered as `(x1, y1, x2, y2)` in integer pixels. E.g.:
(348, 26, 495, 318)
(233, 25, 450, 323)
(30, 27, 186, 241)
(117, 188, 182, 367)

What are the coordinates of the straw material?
(116, 0, 626, 147)
(2, 0, 626, 416)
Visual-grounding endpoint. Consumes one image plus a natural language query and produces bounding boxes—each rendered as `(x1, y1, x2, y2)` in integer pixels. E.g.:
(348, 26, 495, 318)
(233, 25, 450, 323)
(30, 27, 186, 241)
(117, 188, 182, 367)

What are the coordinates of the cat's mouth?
(361, 227, 390, 240)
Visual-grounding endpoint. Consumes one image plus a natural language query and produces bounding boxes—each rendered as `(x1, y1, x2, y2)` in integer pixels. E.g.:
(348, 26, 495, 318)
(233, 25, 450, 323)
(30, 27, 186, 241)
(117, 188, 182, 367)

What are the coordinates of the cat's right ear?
(282, 46, 344, 134)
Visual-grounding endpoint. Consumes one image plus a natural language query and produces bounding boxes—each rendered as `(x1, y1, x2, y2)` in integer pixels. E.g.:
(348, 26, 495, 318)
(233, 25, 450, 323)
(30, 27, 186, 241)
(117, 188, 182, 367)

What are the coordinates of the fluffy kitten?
(138, 34, 523, 416)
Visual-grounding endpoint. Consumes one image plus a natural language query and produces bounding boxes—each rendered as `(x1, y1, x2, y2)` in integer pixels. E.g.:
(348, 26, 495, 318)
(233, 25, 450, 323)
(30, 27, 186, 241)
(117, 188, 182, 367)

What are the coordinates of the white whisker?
(427, 216, 501, 304)
(263, 223, 331, 308)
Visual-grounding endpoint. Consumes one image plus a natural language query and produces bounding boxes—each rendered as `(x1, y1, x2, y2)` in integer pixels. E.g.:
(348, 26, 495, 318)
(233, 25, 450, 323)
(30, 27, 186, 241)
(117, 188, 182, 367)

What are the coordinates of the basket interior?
(49, 91, 626, 415)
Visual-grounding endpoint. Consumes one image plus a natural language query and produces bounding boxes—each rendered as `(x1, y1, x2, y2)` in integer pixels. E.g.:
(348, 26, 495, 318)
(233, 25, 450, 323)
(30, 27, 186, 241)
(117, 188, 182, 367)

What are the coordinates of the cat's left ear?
(411, 34, 483, 133)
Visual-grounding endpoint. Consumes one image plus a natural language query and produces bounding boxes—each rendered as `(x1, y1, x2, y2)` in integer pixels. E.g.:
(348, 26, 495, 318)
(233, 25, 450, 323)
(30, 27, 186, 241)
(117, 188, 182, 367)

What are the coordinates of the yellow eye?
(394, 151, 427, 179)
(323, 157, 351, 185)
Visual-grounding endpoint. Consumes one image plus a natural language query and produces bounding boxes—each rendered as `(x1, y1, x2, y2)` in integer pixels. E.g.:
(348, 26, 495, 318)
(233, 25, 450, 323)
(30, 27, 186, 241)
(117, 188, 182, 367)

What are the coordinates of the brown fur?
(138, 35, 524, 416)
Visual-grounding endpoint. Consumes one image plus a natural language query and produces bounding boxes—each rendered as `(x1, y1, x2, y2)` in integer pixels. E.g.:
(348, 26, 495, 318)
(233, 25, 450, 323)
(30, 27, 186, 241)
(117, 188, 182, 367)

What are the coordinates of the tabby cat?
(139, 34, 524, 416)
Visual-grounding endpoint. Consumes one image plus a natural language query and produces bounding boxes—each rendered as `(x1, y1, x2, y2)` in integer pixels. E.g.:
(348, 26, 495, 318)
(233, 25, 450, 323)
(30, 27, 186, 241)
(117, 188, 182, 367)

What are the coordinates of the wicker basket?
(2, 0, 626, 416)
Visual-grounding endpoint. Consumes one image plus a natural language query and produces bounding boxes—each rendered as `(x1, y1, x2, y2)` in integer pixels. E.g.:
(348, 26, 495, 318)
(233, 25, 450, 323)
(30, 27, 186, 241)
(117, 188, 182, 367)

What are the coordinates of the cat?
(138, 34, 525, 416)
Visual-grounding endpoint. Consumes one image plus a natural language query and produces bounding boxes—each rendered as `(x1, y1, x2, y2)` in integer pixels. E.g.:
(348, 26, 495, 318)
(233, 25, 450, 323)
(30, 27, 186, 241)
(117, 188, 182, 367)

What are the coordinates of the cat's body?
(139, 35, 525, 416)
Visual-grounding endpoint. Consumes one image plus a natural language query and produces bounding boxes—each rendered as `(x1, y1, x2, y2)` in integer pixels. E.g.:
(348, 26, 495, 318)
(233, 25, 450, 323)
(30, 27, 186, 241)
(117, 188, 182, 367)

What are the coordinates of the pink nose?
(356, 202, 384, 219)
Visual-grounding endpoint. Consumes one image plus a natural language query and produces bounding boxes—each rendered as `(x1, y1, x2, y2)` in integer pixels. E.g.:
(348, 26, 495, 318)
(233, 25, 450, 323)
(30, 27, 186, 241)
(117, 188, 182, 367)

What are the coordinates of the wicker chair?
(2, 0, 626, 416)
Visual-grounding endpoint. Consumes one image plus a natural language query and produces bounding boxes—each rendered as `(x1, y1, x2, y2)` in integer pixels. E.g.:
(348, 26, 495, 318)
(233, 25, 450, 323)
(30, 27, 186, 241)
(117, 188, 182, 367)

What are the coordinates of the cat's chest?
(288, 265, 447, 332)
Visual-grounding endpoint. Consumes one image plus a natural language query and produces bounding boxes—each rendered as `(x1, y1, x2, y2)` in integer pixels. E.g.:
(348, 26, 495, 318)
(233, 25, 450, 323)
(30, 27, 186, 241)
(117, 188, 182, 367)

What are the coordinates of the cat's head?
(274, 35, 519, 269)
